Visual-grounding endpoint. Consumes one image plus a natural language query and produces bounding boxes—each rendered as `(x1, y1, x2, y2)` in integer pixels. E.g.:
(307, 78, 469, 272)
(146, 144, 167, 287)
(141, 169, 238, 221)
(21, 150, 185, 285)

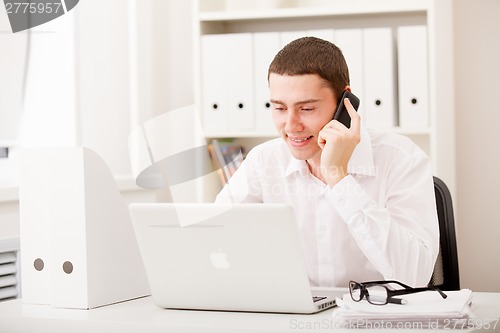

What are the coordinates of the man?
(215, 37, 439, 288)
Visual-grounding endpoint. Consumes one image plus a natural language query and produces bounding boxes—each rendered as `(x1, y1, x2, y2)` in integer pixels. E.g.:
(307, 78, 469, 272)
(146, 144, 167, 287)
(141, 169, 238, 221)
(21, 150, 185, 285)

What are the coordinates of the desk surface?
(1, 290, 500, 333)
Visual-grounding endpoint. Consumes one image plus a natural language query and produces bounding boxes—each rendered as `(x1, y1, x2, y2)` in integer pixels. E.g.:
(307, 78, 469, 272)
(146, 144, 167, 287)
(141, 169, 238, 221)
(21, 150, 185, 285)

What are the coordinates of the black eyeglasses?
(349, 280, 447, 305)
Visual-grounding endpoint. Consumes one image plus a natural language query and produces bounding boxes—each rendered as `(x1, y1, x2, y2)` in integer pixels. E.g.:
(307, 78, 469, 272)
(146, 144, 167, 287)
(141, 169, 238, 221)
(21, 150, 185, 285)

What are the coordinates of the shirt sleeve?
(325, 152, 439, 287)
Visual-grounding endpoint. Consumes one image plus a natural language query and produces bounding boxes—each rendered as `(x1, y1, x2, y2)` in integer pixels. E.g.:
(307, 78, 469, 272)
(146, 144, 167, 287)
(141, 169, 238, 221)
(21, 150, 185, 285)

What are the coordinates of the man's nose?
(285, 112, 303, 132)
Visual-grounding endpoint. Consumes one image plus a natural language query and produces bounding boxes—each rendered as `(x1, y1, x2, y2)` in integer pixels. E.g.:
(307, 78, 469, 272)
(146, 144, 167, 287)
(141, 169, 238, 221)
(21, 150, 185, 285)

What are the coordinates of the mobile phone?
(333, 90, 360, 128)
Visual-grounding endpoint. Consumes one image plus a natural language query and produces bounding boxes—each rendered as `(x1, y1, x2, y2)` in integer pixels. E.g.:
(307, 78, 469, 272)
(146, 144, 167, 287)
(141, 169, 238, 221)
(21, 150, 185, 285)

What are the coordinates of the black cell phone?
(333, 90, 360, 128)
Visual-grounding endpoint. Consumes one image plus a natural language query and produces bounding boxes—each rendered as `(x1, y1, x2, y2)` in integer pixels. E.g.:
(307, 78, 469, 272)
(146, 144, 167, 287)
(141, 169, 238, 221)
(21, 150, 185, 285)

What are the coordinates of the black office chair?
(428, 176, 460, 291)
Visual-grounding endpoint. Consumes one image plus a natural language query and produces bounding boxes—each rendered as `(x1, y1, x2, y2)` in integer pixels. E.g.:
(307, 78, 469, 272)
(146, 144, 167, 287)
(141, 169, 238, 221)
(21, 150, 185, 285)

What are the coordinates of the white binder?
(280, 31, 307, 47)
(201, 33, 254, 134)
(362, 27, 396, 129)
(226, 33, 254, 132)
(18, 149, 52, 305)
(335, 29, 365, 118)
(398, 25, 429, 129)
(307, 29, 335, 42)
(253, 32, 281, 134)
(201, 34, 230, 133)
(19, 148, 150, 309)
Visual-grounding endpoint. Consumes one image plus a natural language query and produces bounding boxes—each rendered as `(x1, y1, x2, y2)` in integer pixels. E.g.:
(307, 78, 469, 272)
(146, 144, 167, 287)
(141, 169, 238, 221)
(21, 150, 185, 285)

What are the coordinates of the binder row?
(201, 26, 429, 134)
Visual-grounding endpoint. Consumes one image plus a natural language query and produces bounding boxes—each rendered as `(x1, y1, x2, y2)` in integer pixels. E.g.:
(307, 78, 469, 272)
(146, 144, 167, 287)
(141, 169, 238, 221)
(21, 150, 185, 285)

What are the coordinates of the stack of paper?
(332, 289, 473, 329)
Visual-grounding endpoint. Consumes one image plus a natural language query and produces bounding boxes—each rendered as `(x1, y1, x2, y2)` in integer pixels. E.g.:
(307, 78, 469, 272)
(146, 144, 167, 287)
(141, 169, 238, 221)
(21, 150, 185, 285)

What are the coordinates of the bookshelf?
(192, 0, 455, 202)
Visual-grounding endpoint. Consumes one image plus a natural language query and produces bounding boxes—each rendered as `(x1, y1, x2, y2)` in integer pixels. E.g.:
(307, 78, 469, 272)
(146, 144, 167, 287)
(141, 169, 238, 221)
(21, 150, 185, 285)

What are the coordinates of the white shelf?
(200, 8, 425, 22)
(204, 128, 430, 139)
(0, 187, 18, 203)
(392, 127, 432, 135)
(198, 0, 429, 22)
(193, 0, 455, 200)
(0, 175, 150, 204)
(205, 132, 278, 139)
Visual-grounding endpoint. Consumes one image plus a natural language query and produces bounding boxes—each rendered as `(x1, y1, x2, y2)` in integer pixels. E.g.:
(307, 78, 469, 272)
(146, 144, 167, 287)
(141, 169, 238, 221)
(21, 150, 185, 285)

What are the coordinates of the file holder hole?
(375, 99, 382, 106)
(34, 258, 44, 271)
(265, 102, 271, 108)
(63, 261, 74, 274)
(411, 98, 418, 104)
(238, 103, 244, 109)
(212, 104, 218, 109)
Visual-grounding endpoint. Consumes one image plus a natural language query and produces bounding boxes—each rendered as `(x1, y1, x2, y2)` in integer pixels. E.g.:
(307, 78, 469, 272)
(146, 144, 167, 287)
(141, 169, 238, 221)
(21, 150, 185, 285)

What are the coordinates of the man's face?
(269, 73, 337, 162)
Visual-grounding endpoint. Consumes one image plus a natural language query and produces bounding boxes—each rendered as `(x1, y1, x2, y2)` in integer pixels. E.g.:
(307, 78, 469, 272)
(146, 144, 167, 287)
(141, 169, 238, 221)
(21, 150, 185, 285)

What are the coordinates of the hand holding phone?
(318, 90, 361, 187)
(333, 90, 360, 128)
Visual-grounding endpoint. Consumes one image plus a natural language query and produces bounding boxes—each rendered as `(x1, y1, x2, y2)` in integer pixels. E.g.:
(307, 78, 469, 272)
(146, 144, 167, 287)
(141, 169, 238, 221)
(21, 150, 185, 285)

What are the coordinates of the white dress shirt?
(215, 129, 439, 288)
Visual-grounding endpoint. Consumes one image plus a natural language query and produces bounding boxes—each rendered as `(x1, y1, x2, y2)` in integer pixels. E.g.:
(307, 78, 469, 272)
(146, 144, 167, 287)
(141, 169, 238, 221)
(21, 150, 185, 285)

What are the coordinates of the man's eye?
(301, 108, 314, 112)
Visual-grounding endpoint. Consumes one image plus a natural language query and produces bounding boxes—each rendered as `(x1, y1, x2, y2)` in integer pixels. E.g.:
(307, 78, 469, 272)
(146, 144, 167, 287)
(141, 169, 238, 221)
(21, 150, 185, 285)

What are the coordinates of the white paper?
(333, 289, 472, 320)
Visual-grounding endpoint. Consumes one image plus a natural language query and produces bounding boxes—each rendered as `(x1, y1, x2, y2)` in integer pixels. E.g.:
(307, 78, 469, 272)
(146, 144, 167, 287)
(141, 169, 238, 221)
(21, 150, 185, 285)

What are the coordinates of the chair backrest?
(428, 176, 460, 291)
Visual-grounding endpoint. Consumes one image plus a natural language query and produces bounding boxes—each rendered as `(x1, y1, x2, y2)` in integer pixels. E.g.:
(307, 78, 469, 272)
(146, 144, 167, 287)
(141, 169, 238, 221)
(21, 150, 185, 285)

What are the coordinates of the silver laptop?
(129, 203, 338, 314)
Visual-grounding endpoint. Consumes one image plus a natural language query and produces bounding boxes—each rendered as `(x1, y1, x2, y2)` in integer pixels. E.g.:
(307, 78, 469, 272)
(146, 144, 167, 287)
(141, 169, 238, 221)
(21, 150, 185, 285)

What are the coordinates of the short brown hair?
(268, 36, 350, 102)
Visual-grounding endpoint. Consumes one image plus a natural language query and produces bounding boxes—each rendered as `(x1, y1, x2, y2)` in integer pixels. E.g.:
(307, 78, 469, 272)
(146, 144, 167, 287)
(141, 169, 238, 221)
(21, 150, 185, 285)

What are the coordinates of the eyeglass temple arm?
(390, 286, 448, 299)
(359, 280, 412, 289)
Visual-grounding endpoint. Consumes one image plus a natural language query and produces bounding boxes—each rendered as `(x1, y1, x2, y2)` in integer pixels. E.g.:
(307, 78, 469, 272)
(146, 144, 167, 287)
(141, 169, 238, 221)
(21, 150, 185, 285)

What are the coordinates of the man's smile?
(288, 135, 314, 146)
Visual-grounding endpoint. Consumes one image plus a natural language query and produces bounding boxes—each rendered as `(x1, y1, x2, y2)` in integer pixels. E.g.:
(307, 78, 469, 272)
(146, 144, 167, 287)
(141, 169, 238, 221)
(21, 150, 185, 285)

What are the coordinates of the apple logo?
(210, 248, 230, 270)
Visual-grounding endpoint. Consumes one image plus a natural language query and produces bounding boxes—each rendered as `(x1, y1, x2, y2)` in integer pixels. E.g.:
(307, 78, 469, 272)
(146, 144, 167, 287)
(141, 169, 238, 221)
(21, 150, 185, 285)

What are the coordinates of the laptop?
(129, 203, 339, 314)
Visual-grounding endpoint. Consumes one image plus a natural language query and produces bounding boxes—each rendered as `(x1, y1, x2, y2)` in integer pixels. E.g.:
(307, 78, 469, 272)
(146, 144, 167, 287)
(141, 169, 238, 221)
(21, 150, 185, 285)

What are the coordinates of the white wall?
(0, 200, 20, 240)
(77, 0, 132, 175)
(0, 10, 26, 146)
(77, 0, 193, 176)
(454, 0, 500, 292)
(76, 0, 193, 177)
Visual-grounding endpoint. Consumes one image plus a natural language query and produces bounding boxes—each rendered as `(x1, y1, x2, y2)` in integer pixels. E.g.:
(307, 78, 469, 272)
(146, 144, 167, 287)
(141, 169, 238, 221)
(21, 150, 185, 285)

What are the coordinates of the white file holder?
(335, 29, 365, 119)
(280, 31, 307, 47)
(253, 31, 281, 134)
(19, 147, 150, 309)
(398, 25, 429, 129)
(362, 27, 397, 129)
(201, 33, 254, 134)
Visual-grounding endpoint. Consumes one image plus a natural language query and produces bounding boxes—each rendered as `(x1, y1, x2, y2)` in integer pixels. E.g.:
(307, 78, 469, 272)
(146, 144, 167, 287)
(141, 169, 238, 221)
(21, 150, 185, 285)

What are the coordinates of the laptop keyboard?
(312, 296, 327, 303)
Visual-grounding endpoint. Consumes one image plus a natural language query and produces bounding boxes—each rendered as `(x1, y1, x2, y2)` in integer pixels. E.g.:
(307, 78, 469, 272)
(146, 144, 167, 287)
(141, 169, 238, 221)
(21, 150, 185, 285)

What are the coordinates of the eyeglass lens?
(350, 281, 362, 301)
(365, 285, 388, 305)
(350, 281, 389, 305)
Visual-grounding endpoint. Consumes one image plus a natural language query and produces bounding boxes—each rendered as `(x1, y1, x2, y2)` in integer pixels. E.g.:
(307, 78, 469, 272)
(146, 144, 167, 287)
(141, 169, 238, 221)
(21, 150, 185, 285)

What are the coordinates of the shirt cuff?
(325, 175, 372, 224)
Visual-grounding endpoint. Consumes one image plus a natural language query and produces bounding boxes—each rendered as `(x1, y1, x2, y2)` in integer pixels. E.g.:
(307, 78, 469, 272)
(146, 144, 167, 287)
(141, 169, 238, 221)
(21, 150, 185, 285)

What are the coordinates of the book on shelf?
(0, 147, 8, 158)
(208, 139, 244, 186)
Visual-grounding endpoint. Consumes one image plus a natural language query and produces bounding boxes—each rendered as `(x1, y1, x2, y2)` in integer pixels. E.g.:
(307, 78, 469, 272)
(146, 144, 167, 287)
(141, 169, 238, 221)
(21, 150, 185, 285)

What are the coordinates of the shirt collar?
(285, 128, 377, 178)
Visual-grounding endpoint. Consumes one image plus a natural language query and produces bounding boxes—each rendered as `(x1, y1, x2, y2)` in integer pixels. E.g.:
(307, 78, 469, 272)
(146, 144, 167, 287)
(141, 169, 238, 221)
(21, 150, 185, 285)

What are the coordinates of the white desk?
(1, 290, 500, 333)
